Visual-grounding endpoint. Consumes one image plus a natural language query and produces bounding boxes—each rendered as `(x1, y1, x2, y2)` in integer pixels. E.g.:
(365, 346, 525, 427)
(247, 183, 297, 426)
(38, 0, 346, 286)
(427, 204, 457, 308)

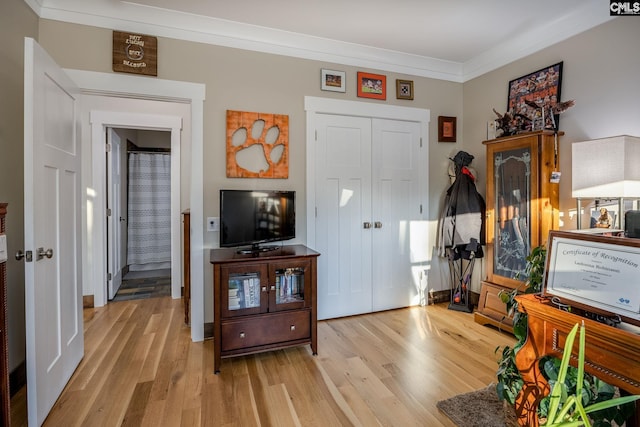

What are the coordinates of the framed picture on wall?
(357, 72, 386, 100)
(396, 79, 414, 100)
(438, 116, 457, 142)
(321, 69, 346, 92)
(507, 62, 563, 131)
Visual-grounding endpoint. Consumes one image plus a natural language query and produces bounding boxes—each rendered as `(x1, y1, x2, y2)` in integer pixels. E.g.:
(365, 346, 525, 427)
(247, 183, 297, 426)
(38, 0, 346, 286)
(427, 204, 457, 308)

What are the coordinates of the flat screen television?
(220, 189, 295, 253)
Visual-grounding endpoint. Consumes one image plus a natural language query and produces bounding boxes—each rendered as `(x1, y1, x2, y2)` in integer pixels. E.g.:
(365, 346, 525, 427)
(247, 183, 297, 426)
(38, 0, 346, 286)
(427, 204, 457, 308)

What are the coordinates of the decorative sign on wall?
(112, 31, 157, 76)
(226, 110, 289, 178)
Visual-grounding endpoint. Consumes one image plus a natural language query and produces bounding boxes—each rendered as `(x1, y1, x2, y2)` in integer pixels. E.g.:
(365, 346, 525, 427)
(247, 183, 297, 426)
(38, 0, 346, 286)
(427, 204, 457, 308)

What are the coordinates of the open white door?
(107, 128, 123, 299)
(23, 37, 84, 426)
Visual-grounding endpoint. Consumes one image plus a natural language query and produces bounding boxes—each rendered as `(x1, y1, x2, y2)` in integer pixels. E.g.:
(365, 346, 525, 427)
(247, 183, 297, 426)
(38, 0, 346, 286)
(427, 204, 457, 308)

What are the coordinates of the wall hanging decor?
(438, 116, 457, 142)
(507, 62, 563, 132)
(357, 72, 386, 100)
(321, 69, 346, 92)
(226, 110, 289, 178)
(396, 79, 414, 100)
(112, 30, 157, 76)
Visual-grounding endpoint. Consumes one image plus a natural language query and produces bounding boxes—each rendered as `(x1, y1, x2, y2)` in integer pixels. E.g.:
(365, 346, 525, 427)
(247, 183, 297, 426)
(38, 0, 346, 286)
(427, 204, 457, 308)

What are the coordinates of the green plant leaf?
(546, 323, 579, 423)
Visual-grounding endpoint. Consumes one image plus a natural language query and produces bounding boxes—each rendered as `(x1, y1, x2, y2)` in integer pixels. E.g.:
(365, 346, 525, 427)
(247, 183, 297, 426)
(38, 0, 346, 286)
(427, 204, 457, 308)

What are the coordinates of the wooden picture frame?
(321, 69, 346, 92)
(438, 116, 457, 142)
(507, 62, 563, 131)
(396, 79, 413, 100)
(357, 72, 386, 100)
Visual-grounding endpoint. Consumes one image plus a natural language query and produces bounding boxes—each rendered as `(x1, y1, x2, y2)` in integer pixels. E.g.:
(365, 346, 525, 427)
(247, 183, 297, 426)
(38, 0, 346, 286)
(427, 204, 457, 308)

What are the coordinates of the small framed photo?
(321, 69, 346, 93)
(357, 72, 386, 100)
(396, 79, 413, 100)
(438, 116, 457, 143)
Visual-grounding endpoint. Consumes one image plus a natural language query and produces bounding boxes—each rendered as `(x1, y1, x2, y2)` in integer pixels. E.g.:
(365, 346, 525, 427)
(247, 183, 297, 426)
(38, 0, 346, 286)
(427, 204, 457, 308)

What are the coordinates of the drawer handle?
(290, 325, 296, 331)
(271, 285, 276, 291)
(262, 286, 267, 292)
(239, 332, 245, 339)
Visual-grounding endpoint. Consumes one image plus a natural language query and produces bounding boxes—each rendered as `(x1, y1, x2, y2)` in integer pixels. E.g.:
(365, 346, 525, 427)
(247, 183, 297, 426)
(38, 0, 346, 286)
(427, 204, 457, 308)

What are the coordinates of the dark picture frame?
(396, 79, 414, 100)
(507, 62, 563, 132)
(321, 69, 346, 93)
(357, 72, 386, 100)
(438, 116, 457, 142)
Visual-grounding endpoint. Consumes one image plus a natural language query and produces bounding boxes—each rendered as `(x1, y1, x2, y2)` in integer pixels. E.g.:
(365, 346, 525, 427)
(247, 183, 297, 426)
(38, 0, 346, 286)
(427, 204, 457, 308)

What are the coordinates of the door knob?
(363, 222, 372, 229)
(15, 250, 33, 262)
(119, 217, 126, 222)
(374, 221, 383, 229)
(37, 247, 54, 260)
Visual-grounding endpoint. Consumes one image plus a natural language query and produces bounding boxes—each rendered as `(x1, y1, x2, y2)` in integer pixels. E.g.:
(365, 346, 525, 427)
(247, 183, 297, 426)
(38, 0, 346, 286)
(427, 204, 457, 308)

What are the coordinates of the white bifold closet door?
(314, 114, 423, 320)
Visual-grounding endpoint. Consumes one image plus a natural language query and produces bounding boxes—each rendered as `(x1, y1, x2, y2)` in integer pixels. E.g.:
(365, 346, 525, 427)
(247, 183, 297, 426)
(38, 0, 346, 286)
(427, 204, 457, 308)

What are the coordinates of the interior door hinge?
(315, 130, 318, 141)
(315, 207, 318, 218)
(106, 143, 111, 153)
(107, 208, 112, 216)
(420, 204, 423, 214)
(107, 273, 112, 281)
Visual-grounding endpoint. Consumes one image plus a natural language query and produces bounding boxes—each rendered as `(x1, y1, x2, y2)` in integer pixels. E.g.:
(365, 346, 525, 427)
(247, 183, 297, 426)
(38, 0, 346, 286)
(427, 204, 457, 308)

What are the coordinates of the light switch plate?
(0, 235, 7, 263)
(207, 217, 220, 232)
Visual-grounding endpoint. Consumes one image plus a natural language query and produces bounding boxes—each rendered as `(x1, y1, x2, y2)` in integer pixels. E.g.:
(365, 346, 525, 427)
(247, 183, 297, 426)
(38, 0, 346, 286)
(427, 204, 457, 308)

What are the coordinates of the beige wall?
(37, 19, 464, 305)
(463, 18, 640, 233)
(0, 0, 38, 372)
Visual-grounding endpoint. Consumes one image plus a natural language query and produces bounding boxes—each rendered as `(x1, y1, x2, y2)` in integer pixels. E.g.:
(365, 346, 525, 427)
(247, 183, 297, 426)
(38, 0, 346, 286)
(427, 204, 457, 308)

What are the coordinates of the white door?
(107, 128, 123, 299)
(314, 115, 423, 319)
(371, 119, 422, 311)
(23, 37, 84, 426)
(314, 114, 373, 319)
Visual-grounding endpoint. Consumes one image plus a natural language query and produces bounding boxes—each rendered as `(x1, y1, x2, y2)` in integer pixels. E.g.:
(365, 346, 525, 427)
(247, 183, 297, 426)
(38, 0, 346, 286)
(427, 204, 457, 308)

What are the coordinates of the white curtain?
(127, 152, 171, 270)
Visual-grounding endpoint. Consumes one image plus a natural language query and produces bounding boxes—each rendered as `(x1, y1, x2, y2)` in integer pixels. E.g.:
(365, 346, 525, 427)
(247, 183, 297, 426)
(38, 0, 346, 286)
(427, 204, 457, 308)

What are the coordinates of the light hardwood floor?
(12, 297, 515, 426)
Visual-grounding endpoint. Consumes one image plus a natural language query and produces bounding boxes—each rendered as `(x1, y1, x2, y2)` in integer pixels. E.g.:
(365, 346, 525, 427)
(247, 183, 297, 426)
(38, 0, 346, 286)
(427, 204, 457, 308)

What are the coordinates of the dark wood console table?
(514, 294, 640, 426)
(210, 244, 319, 373)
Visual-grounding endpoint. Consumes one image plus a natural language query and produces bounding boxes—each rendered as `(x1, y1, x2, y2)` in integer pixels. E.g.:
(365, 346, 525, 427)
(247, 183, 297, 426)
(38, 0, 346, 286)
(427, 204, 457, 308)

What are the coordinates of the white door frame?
(66, 69, 205, 342)
(92, 112, 182, 304)
(304, 96, 431, 251)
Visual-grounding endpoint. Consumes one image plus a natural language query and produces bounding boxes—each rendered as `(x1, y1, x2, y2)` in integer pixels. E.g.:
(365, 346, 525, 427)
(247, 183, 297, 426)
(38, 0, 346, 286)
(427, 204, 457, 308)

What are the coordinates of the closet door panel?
(372, 119, 423, 311)
(315, 114, 373, 319)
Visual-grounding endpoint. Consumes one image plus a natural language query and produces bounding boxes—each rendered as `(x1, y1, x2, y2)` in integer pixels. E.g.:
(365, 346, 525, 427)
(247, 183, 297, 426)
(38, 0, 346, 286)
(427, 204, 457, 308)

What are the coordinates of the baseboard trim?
(204, 322, 214, 339)
(83, 295, 94, 308)
(9, 360, 26, 397)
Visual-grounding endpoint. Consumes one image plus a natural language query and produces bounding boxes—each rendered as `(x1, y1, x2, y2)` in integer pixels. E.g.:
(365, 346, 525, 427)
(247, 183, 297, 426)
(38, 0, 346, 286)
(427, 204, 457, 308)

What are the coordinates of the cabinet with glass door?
(474, 131, 561, 332)
(211, 245, 319, 373)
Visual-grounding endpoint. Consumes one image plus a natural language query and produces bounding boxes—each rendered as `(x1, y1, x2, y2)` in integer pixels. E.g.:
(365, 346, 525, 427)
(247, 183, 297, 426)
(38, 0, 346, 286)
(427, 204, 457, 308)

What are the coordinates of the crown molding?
(34, 0, 612, 83)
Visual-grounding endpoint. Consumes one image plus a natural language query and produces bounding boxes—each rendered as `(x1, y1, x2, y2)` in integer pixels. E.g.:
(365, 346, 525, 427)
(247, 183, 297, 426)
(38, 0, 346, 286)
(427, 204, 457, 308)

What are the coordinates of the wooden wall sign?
(226, 110, 289, 178)
(112, 31, 157, 76)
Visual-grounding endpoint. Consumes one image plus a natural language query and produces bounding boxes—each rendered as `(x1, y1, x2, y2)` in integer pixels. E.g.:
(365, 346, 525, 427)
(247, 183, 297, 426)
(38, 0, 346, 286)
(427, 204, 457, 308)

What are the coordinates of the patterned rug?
(112, 274, 171, 302)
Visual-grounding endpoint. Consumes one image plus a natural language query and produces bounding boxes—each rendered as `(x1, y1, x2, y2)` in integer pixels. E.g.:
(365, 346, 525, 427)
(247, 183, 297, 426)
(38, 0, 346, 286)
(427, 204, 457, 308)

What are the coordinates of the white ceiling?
(28, 0, 613, 82)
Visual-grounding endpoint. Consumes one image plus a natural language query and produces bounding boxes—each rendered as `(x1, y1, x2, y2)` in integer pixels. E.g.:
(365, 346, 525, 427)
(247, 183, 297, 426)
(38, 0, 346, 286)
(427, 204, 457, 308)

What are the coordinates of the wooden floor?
(11, 297, 515, 426)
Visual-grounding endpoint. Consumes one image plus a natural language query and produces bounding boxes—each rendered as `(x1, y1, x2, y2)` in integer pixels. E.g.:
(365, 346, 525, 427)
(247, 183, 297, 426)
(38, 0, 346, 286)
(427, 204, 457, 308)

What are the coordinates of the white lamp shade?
(572, 135, 640, 198)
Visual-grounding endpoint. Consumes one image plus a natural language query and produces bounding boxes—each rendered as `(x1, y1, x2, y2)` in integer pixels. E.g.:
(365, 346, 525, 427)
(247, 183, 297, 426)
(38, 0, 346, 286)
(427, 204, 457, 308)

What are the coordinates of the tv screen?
(220, 190, 295, 250)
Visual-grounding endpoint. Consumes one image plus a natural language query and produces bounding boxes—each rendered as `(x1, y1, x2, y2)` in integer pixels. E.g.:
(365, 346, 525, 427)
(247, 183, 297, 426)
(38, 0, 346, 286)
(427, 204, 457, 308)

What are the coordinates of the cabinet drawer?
(221, 310, 310, 352)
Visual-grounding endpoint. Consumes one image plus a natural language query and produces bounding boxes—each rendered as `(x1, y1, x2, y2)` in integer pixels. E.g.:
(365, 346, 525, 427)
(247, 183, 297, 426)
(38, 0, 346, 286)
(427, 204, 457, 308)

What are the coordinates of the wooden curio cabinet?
(474, 131, 561, 332)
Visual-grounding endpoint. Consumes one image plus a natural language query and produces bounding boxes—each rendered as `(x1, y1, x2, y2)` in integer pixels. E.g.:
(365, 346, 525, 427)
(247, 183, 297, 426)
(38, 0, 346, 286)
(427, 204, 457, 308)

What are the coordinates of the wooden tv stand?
(210, 244, 319, 373)
(514, 294, 640, 427)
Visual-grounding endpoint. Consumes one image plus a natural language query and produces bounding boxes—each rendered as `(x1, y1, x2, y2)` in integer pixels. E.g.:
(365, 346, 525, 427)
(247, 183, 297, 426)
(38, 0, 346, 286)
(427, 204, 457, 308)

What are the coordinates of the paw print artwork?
(226, 110, 289, 178)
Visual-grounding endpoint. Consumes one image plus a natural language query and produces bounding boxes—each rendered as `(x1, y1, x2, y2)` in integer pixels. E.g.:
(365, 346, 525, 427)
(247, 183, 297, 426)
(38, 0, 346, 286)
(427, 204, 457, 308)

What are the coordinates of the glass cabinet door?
(221, 264, 267, 317)
(492, 146, 532, 280)
(269, 261, 310, 311)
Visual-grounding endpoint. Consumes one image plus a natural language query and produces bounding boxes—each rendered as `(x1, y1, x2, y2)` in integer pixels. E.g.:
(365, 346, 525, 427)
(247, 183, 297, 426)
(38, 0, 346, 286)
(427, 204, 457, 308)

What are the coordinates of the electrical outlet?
(207, 217, 220, 232)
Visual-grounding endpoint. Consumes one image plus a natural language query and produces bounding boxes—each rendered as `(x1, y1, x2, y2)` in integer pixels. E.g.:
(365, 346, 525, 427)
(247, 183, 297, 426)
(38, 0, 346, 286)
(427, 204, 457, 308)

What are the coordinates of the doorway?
(107, 128, 173, 301)
(68, 68, 205, 342)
